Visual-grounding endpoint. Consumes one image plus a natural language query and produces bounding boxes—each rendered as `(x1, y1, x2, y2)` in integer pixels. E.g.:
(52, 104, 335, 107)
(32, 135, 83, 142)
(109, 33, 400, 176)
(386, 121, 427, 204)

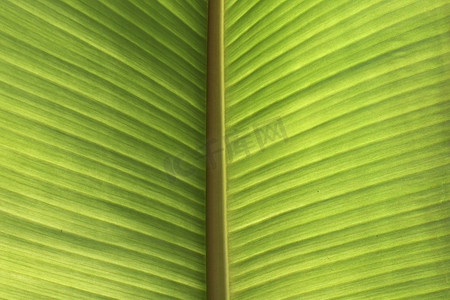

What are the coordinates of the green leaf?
(225, 0, 450, 298)
(0, 0, 207, 298)
(1, 0, 449, 299)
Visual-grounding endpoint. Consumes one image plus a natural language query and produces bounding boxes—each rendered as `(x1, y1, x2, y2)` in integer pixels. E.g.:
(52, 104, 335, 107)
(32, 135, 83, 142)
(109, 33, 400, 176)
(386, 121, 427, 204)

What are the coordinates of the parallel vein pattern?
(225, 0, 450, 298)
(0, 0, 207, 299)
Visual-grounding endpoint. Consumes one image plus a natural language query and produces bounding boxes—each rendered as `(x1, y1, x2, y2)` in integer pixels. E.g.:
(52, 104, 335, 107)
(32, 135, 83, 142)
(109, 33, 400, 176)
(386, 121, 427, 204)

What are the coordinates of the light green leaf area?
(225, 0, 450, 299)
(0, 0, 207, 299)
